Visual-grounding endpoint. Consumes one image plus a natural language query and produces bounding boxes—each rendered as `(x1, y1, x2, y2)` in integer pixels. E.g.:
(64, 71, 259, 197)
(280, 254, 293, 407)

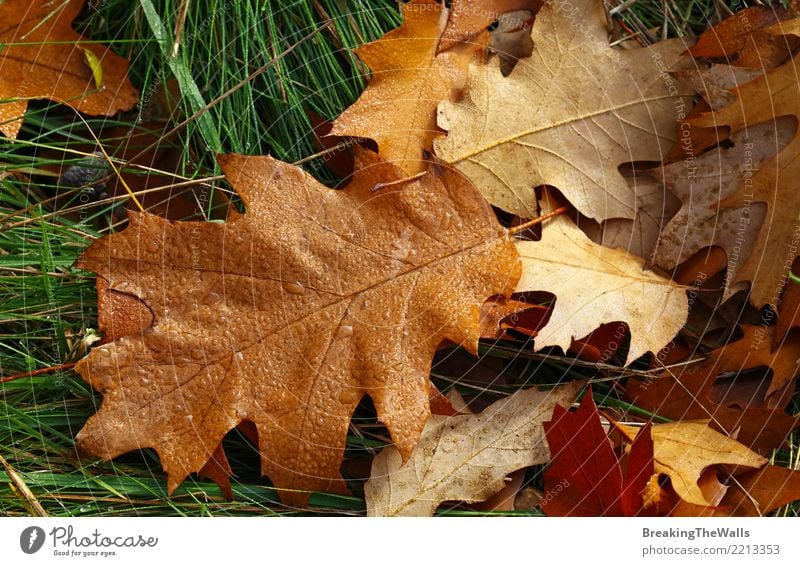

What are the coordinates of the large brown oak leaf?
(74, 151, 521, 506)
(0, 0, 138, 139)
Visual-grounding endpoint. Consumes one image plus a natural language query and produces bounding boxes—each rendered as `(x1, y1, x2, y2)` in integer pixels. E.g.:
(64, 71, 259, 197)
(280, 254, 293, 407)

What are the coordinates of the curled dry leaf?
(616, 421, 767, 507)
(435, 0, 693, 221)
(515, 192, 689, 364)
(0, 0, 139, 138)
(365, 382, 581, 516)
(674, 465, 800, 517)
(74, 150, 521, 506)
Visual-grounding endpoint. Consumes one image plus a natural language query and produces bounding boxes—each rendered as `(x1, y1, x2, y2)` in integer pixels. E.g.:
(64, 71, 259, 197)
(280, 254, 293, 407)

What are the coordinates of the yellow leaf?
(515, 190, 688, 364)
(81, 47, 104, 90)
(618, 421, 768, 506)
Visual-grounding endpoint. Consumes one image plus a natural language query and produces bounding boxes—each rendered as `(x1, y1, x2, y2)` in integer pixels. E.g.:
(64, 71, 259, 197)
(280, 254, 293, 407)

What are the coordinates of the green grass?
(1, 0, 797, 517)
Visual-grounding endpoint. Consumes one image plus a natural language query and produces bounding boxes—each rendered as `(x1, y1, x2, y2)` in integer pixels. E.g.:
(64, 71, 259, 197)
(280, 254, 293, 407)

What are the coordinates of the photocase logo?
(19, 526, 46, 554)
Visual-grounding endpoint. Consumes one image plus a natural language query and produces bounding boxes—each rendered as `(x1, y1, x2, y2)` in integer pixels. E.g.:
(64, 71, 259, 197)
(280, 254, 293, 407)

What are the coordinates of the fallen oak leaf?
(479, 296, 547, 339)
(674, 465, 800, 517)
(689, 6, 797, 69)
(467, 469, 526, 512)
(626, 325, 800, 454)
(330, 0, 477, 175)
(440, 0, 543, 51)
(585, 169, 681, 263)
(651, 118, 793, 297)
(673, 65, 765, 111)
(620, 423, 659, 516)
(687, 19, 800, 306)
(74, 150, 521, 507)
(0, 0, 139, 139)
(774, 257, 800, 347)
(616, 421, 767, 507)
(364, 381, 581, 516)
(540, 390, 654, 516)
(487, 10, 536, 76)
(434, 0, 694, 221)
(515, 191, 689, 364)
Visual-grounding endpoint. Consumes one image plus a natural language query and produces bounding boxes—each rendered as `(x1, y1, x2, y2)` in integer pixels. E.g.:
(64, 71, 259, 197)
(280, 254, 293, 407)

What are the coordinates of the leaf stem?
(507, 206, 568, 235)
(371, 170, 426, 193)
(0, 362, 77, 384)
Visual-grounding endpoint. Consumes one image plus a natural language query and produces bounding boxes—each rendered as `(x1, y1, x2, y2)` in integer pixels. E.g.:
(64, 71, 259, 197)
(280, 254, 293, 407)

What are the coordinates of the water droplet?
(441, 213, 453, 230)
(338, 390, 360, 405)
(338, 325, 353, 338)
(283, 281, 305, 295)
(234, 351, 245, 362)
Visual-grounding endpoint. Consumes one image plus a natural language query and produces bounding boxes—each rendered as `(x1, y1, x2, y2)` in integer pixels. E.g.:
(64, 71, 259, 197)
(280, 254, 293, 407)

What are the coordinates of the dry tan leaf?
(434, 0, 693, 221)
(585, 170, 680, 261)
(440, 0, 543, 50)
(74, 150, 521, 506)
(651, 119, 794, 297)
(330, 0, 476, 175)
(365, 382, 580, 516)
(0, 0, 138, 139)
(488, 10, 535, 76)
(515, 192, 688, 364)
(617, 421, 767, 506)
(688, 18, 800, 306)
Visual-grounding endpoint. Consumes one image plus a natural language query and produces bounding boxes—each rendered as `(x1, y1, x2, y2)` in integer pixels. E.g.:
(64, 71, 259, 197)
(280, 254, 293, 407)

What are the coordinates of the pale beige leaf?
(651, 119, 794, 298)
(618, 421, 768, 506)
(434, 0, 693, 221)
(488, 10, 534, 76)
(365, 382, 581, 516)
(516, 193, 688, 364)
(685, 17, 800, 306)
(584, 170, 680, 260)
